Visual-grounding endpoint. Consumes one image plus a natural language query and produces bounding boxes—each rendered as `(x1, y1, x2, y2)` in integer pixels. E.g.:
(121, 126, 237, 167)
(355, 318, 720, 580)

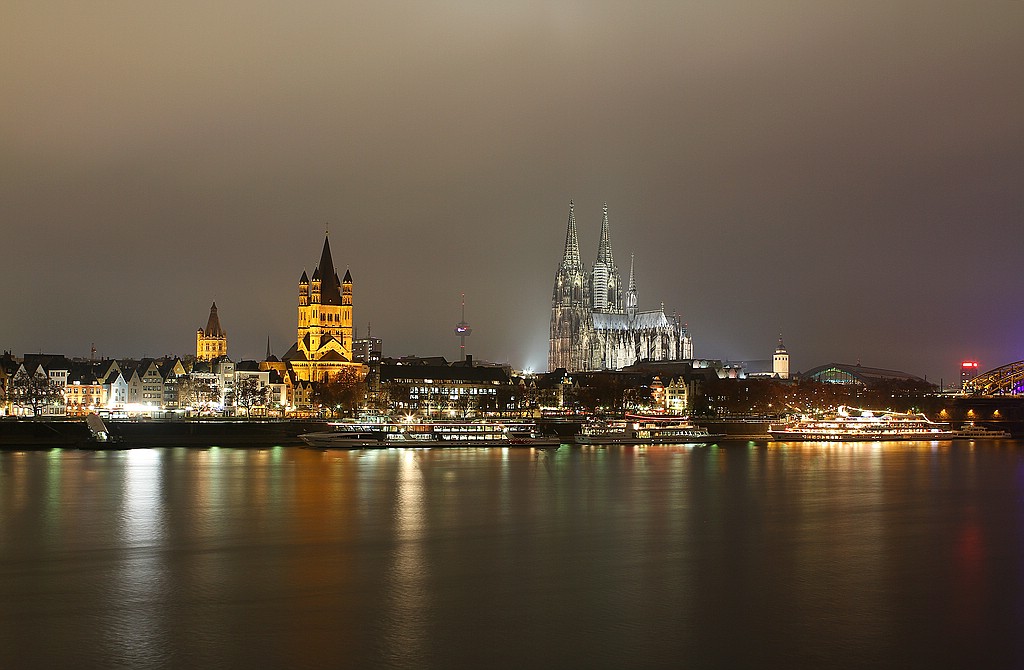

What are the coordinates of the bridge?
(965, 360, 1024, 396)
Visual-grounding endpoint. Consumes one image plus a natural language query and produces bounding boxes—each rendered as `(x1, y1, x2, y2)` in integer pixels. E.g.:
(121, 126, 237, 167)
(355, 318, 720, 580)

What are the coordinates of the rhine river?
(2, 442, 1024, 669)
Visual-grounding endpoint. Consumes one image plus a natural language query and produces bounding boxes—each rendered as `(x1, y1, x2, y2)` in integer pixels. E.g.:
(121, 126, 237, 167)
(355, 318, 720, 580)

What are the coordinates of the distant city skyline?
(3, 3, 1022, 384)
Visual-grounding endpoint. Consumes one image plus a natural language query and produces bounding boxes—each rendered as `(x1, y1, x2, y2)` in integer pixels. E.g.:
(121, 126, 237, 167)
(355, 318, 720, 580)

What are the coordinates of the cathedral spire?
(626, 253, 638, 317)
(560, 200, 582, 271)
(596, 202, 614, 266)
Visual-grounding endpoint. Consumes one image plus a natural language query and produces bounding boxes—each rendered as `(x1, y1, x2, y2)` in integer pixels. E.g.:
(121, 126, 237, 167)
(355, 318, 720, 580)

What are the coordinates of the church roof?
(343, 268, 352, 283)
(281, 342, 306, 361)
(592, 310, 672, 331)
(203, 302, 225, 338)
(316, 234, 343, 305)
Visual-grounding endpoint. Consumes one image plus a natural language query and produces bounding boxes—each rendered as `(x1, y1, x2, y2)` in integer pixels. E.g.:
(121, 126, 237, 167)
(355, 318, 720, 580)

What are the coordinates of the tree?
(378, 381, 412, 414)
(312, 367, 366, 418)
(11, 369, 63, 417)
(177, 377, 220, 413)
(232, 376, 269, 417)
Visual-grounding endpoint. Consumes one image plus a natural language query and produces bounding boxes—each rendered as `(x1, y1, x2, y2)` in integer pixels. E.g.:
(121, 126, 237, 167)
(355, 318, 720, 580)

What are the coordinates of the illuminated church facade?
(549, 202, 692, 372)
(196, 302, 228, 361)
(282, 233, 363, 382)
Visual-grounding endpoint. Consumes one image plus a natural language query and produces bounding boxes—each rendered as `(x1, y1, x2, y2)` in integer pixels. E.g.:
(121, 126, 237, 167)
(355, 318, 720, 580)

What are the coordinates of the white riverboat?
(575, 415, 723, 445)
(300, 420, 558, 448)
(769, 406, 954, 442)
(951, 422, 1012, 439)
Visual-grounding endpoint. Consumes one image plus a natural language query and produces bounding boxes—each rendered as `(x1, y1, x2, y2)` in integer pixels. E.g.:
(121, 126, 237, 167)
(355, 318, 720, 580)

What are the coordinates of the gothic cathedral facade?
(548, 202, 692, 372)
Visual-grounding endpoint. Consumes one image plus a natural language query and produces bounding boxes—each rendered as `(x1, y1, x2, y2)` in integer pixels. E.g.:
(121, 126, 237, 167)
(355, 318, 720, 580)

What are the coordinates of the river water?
(2, 442, 1023, 669)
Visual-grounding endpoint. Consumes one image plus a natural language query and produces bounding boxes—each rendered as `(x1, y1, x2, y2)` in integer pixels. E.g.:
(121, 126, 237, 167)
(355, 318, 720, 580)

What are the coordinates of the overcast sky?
(3, 2, 1022, 384)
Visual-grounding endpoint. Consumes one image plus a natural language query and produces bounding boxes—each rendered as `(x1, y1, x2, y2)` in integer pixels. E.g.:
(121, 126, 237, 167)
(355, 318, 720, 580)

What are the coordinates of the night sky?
(3, 2, 1022, 384)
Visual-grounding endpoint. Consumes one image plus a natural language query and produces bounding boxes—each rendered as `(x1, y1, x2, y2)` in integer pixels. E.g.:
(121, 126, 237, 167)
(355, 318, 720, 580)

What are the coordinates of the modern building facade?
(549, 201, 692, 372)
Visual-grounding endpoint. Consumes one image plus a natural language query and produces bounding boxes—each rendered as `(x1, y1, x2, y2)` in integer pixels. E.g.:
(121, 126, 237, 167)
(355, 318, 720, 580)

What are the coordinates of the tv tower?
(454, 293, 472, 361)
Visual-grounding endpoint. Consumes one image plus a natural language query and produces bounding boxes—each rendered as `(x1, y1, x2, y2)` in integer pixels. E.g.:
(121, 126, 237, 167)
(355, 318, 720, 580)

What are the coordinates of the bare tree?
(177, 377, 220, 413)
(11, 370, 63, 417)
(312, 367, 366, 418)
(232, 376, 269, 417)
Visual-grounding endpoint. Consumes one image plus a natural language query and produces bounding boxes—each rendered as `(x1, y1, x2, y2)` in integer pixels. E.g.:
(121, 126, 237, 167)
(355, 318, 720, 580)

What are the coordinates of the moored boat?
(951, 422, 1012, 439)
(300, 420, 556, 448)
(769, 406, 954, 442)
(575, 414, 723, 445)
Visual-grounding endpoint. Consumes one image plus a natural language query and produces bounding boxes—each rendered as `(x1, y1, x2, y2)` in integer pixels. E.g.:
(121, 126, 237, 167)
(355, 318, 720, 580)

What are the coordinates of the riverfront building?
(549, 202, 692, 372)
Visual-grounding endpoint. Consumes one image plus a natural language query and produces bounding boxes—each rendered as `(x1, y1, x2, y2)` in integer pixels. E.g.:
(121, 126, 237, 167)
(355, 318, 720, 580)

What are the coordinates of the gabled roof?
(281, 342, 307, 361)
(23, 354, 71, 371)
(67, 362, 100, 385)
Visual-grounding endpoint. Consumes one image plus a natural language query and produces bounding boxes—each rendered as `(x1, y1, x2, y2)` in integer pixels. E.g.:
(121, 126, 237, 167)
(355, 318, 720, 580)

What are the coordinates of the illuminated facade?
(960, 361, 980, 391)
(549, 202, 692, 372)
(196, 303, 228, 361)
(282, 233, 363, 383)
(773, 336, 790, 379)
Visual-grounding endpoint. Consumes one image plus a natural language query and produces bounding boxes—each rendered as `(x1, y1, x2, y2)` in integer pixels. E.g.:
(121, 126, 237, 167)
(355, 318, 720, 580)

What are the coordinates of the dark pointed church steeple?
(317, 232, 343, 306)
(204, 302, 225, 338)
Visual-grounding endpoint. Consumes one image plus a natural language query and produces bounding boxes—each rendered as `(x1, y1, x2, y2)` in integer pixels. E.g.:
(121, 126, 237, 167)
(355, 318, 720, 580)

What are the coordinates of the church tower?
(549, 201, 591, 372)
(284, 231, 361, 382)
(773, 335, 790, 379)
(196, 302, 227, 361)
(590, 203, 623, 314)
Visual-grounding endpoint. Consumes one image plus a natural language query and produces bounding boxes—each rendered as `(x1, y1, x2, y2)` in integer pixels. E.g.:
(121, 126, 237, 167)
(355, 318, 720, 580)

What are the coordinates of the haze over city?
(3, 2, 1022, 383)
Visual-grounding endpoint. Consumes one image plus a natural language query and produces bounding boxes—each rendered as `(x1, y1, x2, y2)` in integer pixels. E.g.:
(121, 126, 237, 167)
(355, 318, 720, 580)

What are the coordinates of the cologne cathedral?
(548, 202, 692, 372)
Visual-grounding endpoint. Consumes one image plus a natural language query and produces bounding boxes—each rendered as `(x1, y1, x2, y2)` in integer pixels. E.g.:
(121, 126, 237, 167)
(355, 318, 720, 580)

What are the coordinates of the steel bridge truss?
(966, 360, 1024, 396)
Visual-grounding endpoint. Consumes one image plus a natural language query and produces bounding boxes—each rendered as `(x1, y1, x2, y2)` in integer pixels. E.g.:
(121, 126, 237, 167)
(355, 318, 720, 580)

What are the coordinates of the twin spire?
(559, 201, 630, 314)
(596, 203, 614, 266)
(561, 200, 583, 270)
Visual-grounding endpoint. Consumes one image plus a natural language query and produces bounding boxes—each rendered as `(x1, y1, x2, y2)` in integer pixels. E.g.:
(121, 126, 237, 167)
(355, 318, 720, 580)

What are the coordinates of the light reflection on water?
(1, 442, 1024, 668)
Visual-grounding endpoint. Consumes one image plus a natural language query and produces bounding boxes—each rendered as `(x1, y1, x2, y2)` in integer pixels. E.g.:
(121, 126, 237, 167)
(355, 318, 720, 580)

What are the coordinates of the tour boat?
(768, 406, 954, 442)
(300, 420, 557, 448)
(951, 422, 1012, 439)
(575, 414, 722, 445)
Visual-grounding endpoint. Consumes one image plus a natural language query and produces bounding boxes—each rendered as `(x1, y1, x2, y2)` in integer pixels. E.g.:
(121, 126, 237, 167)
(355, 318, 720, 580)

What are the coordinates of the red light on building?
(961, 360, 980, 390)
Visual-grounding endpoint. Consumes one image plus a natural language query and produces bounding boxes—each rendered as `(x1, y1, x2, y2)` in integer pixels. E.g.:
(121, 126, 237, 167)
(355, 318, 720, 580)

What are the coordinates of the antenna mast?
(454, 293, 472, 362)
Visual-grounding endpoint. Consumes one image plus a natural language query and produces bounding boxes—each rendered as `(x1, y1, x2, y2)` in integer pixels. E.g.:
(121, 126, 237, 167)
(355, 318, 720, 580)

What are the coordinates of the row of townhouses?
(0, 353, 311, 417)
(1, 349, 701, 418)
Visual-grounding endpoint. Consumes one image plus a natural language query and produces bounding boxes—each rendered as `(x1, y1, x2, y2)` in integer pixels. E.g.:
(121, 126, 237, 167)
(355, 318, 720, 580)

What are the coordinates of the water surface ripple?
(2, 442, 1023, 669)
